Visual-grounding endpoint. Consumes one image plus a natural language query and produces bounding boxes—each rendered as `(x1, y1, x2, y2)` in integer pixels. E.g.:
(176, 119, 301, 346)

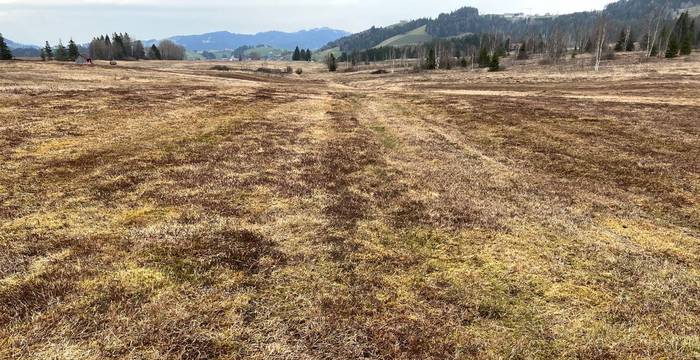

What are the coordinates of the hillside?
(323, 0, 700, 51)
(152, 28, 349, 51)
(375, 25, 433, 48)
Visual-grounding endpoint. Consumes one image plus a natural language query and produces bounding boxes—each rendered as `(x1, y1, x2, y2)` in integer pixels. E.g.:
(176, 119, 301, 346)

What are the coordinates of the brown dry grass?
(1, 57, 699, 359)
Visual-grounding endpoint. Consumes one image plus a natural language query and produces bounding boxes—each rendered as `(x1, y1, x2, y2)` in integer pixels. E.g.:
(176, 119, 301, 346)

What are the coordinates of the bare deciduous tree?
(158, 40, 186, 60)
(593, 16, 608, 71)
(645, 5, 668, 58)
(545, 26, 567, 64)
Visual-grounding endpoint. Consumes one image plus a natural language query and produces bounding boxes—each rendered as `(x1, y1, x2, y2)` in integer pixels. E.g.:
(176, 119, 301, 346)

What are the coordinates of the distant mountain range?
(5, 38, 39, 50)
(5, 27, 349, 53)
(146, 28, 350, 51)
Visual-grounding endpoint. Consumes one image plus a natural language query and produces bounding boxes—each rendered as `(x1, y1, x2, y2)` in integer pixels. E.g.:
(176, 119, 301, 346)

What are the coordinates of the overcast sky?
(1, 0, 613, 45)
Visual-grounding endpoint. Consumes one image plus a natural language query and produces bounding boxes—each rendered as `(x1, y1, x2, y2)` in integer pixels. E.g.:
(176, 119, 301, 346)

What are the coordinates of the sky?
(1, 0, 613, 45)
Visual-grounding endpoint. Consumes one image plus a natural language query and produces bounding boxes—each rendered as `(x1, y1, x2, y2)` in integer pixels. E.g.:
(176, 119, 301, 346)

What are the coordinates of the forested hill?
(322, 0, 700, 52)
(323, 18, 431, 53)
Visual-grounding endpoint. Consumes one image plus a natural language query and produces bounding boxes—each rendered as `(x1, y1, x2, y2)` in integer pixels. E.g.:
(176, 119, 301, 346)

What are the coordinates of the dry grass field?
(1, 56, 699, 359)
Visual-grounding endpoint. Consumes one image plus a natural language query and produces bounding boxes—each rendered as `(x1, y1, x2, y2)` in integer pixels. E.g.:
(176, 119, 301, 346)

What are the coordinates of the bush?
(602, 47, 616, 60)
(210, 65, 231, 71)
(256, 67, 283, 74)
(516, 49, 529, 60)
(285, 66, 293, 73)
(295, 68, 303, 75)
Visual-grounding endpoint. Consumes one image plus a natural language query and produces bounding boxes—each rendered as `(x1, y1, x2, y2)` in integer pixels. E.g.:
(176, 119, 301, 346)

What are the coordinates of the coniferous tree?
(0, 33, 12, 60)
(111, 33, 124, 60)
(680, 16, 693, 55)
(55, 40, 68, 61)
(122, 33, 133, 58)
(488, 55, 500, 72)
(327, 53, 337, 72)
(681, 33, 692, 55)
(44, 41, 54, 60)
(67, 38, 79, 61)
(614, 29, 626, 51)
(293, 46, 301, 61)
(425, 48, 436, 69)
(666, 37, 679, 58)
(40, 49, 47, 61)
(148, 44, 162, 60)
(305, 49, 312, 61)
(104, 34, 112, 59)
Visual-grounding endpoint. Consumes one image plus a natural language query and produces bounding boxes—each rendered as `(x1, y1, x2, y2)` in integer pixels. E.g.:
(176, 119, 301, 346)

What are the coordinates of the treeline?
(292, 46, 312, 61)
(339, 34, 481, 64)
(337, 33, 504, 71)
(332, 10, 695, 73)
(88, 33, 185, 60)
(39, 39, 83, 61)
(427, 7, 511, 38)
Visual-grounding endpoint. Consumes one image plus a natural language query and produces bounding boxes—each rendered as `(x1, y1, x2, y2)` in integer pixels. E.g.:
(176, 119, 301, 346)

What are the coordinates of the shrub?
(666, 38, 679, 58)
(602, 47, 616, 60)
(516, 49, 529, 60)
(256, 67, 283, 74)
(210, 65, 231, 71)
(295, 68, 303, 75)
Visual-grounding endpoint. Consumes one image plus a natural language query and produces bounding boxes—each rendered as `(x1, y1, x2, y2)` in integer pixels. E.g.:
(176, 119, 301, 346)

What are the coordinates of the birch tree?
(593, 16, 608, 71)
